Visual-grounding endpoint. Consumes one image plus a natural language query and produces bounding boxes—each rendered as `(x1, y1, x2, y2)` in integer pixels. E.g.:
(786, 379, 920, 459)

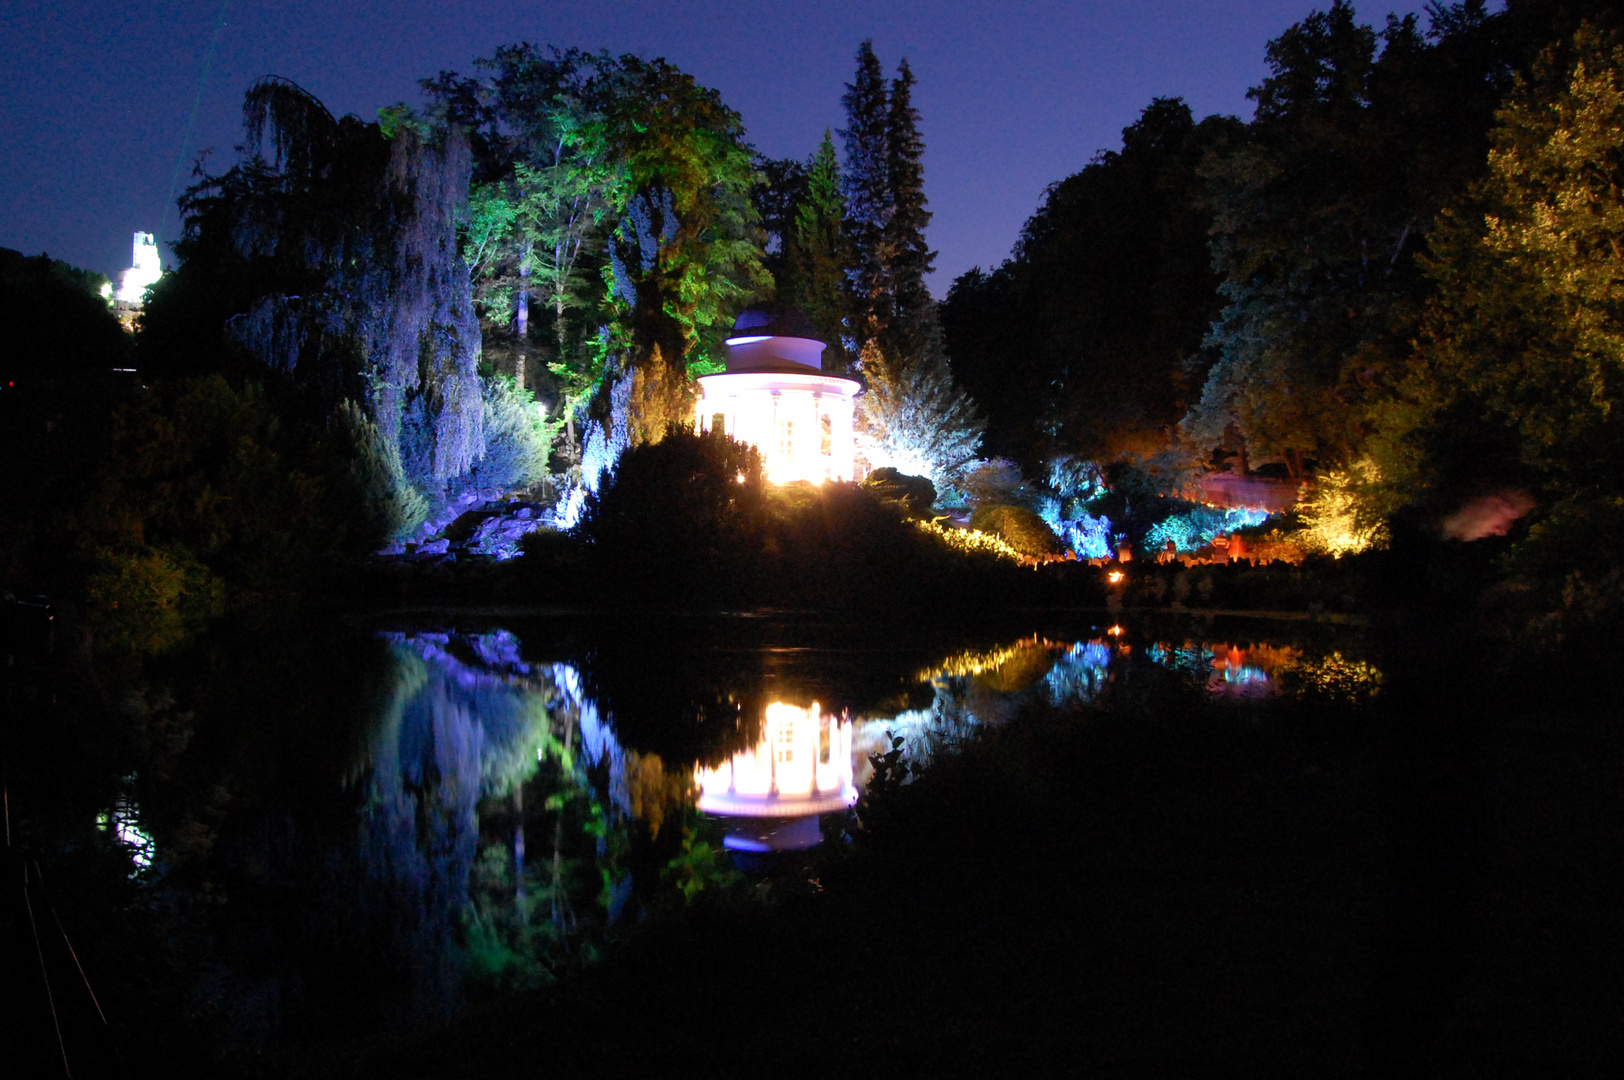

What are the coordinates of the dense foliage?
(1393, 26, 1624, 489)
(553, 431, 1033, 608)
(0, 247, 127, 388)
(427, 47, 771, 486)
(143, 77, 549, 538)
(943, 99, 1237, 469)
(15, 4, 1624, 645)
(940, 0, 1624, 623)
(829, 43, 985, 484)
(2, 248, 133, 592)
(3, 247, 380, 657)
(967, 504, 1064, 558)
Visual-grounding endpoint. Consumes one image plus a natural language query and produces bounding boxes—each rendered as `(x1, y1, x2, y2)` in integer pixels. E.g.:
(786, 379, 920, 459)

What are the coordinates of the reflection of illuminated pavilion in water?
(696, 702, 856, 852)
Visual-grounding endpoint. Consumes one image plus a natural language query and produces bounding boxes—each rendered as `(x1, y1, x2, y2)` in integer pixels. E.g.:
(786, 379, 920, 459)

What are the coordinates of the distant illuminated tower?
(112, 231, 162, 328)
(696, 307, 861, 483)
(696, 701, 857, 852)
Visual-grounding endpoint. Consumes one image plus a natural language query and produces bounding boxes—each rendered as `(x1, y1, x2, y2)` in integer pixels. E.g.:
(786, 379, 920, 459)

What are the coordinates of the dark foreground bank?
(327, 618, 1623, 1080)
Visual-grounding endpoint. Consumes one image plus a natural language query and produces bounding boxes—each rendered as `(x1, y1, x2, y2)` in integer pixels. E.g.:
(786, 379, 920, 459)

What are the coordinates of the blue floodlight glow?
(724, 335, 771, 345)
(1044, 641, 1113, 704)
(1145, 506, 1270, 553)
(1062, 513, 1113, 559)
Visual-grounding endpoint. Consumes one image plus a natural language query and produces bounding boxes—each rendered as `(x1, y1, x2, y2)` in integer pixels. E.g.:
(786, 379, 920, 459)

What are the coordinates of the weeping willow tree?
(145, 77, 550, 538)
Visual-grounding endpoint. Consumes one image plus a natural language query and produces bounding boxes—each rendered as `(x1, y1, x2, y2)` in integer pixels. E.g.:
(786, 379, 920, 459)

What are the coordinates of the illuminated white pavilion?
(695, 700, 857, 852)
(696, 307, 861, 483)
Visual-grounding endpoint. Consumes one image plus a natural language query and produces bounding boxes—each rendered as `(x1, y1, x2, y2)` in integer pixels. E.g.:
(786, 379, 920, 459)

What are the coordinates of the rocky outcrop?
(377, 498, 551, 562)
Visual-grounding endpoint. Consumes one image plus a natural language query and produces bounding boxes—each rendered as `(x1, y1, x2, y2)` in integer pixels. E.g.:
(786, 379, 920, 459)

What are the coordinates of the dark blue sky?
(1, 0, 1434, 295)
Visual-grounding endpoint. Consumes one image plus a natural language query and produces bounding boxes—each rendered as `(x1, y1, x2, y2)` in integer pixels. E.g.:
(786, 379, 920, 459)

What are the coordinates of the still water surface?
(82, 614, 1379, 1053)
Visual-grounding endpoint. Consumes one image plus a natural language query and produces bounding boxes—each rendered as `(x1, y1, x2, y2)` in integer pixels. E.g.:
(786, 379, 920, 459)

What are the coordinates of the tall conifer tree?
(784, 131, 851, 370)
(882, 58, 935, 362)
(838, 43, 983, 481)
(840, 40, 892, 357)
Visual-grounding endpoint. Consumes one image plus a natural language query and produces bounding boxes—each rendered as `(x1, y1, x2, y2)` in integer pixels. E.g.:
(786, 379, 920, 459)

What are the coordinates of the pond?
(6, 612, 1381, 1068)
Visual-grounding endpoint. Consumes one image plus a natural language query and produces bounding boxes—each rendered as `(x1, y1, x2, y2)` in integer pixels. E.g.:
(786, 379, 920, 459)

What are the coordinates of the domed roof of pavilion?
(727, 303, 822, 344)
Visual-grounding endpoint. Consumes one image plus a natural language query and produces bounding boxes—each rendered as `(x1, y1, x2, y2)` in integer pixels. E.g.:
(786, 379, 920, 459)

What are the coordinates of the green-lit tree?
(782, 131, 851, 370)
(427, 49, 613, 457)
(591, 54, 771, 374)
(430, 48, 772, 503)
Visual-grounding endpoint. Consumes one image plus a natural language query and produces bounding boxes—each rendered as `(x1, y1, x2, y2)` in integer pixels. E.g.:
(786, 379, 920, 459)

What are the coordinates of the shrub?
(575, 428, 765, 597)
(1299, 460, 1389, 557)
(337, 400, 429, 542)
(1510, 496, 1624, 583)
(83, 544, 225, 655)
(79, 375, 394, 635)
(465, 375, 556, 494)
(861, 467, 936, 517)
(1144, 506, 1271, 554)
(915, 519, 1021, 562)
(958, 458, 1039, 510)
(968, 504, 1062, 558)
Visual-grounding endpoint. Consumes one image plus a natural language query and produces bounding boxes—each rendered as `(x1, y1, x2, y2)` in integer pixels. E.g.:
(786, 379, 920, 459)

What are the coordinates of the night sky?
(2, 0, 1435, 295)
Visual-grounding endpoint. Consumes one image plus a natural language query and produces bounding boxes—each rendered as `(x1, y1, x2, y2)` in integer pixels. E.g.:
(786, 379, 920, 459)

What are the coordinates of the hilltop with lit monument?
(108, 231, 162, 329)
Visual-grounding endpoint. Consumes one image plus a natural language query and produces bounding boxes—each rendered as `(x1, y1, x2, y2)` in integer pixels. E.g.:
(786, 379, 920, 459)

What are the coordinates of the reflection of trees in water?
(23, 612, 1381, 1061)
(357, 634, 614, 1010)
(577, 637, 766, 766)
(355, 631, 725, 1005)
(353, 625, 1382, 1021)
(1045, 641, 1114, 704)
(858, 639, 1118, 782)
(1138, 637, 1382, 702)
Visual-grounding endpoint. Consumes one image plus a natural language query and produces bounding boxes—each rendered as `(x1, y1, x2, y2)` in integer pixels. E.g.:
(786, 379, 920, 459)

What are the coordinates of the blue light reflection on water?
(1047, 641, 1113, 704)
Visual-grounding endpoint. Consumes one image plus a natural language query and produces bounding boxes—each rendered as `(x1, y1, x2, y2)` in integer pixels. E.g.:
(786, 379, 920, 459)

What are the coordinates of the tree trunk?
(515, 251, 530, 387)
(550, 705, 576, 930)
(513, 785, 526, 914)
(1285, 447, 1305, 480)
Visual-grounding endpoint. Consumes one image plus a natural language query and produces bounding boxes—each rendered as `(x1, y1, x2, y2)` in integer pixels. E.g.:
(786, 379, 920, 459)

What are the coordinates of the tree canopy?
(1392, 24, 1624, 499)
(426, 47, 771, 490)
(942, 98, 1238, 471)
